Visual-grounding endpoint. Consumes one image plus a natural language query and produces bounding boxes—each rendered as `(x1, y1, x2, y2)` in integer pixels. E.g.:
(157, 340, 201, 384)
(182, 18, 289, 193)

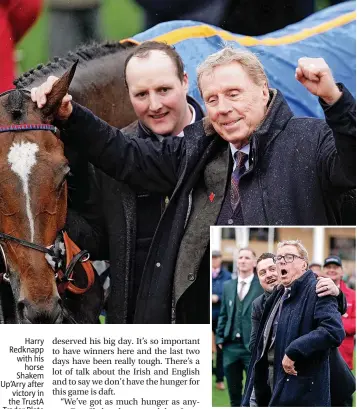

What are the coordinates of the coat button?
(286, 378, 289, 382)
(188, 273, 195, 281)
(228, 219, 234, 225)
(156, 262, 161, 267)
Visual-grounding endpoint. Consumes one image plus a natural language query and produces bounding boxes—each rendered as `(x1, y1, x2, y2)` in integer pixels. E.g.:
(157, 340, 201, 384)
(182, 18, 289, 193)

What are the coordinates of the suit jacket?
(216, 274, 263, 351)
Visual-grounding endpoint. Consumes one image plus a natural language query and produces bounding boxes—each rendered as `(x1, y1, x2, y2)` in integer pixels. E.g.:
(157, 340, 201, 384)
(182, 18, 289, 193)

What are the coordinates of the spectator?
(220, 0, 315, 35)
(323, 256, 356, 376)
(0, 0, 42, 93)
(216, 248, 263, 407)
(309, 261, 322, 275)
(212, 250, 231, 391)
(135, 0, 230, 30)
(48, 0, 102, 58)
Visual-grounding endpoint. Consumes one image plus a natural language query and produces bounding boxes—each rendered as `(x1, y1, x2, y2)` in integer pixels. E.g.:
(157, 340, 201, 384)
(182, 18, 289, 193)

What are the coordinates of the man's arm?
(215, 285, 228, 346)
(249, 299, 261, 353)
(296, 57, 355, 191)
(285, 295, 345, 362)
(60, 102, 183, 193)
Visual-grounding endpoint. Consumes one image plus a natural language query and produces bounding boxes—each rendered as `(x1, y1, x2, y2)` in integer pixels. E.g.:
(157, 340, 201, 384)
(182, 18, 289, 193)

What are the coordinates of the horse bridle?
(0, 88, 90, 291)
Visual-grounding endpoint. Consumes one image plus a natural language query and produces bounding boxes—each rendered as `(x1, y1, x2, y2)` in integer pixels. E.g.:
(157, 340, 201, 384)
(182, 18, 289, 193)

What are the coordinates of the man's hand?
(295, 57, 342, 105)
(316, 276, 339, 297)
(282, 354, 297, 376)
(31, 75, 73, 120)
(212, 294, 219, 303)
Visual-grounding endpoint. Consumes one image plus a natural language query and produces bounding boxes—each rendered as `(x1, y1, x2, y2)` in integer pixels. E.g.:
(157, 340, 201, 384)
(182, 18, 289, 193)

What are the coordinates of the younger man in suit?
(216, 248, 263, 407)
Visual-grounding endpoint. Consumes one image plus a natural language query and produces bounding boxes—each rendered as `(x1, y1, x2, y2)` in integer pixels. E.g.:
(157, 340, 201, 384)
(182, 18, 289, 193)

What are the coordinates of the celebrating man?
(242, 240, 345, 406)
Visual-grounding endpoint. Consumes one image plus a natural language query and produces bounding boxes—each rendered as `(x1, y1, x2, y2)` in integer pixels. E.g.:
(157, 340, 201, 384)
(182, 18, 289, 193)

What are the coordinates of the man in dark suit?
(249, 252, 355, 406)
(216, 247, 263, 407)
(242, 240, 346, 407)
(212, 250, 231, 390)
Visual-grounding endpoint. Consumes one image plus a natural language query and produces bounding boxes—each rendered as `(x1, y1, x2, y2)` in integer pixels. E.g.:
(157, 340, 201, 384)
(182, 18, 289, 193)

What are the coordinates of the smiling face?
(257, 258, 278, 292)
(276, 245, 307, 287)
(126, 50, 191, 136)
(323, 263, 343, 284)
(237, 249, 256, 277)
(200, 62, 269, 148)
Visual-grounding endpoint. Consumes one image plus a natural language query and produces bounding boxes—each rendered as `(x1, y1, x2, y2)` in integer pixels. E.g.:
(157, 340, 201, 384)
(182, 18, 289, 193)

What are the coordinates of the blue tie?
(230, 151, 248, 211)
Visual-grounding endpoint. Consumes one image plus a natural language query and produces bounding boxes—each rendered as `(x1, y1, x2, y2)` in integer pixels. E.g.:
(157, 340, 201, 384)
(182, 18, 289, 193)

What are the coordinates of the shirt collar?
(177, 104, 195, 137)
(230, 143, 250, 170)
(238, 272, 254, 284)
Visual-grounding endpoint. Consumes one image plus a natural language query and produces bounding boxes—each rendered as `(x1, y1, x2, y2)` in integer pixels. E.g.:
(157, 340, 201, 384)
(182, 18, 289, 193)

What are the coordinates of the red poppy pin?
(209, 192, 215, 202)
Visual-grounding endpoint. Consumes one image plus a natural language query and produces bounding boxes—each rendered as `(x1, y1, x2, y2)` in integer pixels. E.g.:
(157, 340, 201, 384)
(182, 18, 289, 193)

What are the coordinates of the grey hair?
(196, 47, 268, 94)
(277, 240, 309, 263)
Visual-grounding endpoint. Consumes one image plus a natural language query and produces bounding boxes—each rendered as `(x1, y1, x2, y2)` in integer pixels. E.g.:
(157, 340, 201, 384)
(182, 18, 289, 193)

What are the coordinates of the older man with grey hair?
(242, 240, 346, 407)
(31, 47, 355, 324)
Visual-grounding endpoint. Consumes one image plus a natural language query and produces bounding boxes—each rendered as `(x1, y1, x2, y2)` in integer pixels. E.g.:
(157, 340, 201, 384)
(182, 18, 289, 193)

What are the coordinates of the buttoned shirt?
(230, 143, 250, 171)
(237, 272, 254, 300)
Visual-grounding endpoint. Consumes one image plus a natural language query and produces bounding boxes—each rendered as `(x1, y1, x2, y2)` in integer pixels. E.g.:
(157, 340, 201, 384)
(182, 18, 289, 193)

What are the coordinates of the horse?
(0, 65, 104, 323)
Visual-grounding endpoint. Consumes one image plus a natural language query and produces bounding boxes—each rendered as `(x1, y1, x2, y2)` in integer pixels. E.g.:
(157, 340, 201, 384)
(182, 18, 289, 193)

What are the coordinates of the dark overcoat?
(249, 287, 355, 406)
(61, 86, 355, 323)
(242, 270, 345, 407)
(215, 275, 263, 350)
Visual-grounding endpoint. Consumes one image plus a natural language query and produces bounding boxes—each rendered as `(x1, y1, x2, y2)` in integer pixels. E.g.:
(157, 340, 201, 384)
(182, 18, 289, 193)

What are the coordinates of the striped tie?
(230, 151, 248, 211)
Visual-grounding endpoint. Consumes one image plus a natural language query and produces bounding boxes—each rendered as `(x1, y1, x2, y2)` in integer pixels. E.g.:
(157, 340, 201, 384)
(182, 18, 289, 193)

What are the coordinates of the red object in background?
(339, 280, 356, 370)
(0, 0, 43, 93)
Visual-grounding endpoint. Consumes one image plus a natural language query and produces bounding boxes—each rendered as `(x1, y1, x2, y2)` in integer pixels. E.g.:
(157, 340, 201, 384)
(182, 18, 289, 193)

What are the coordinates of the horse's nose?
(17, 297, 62, 323)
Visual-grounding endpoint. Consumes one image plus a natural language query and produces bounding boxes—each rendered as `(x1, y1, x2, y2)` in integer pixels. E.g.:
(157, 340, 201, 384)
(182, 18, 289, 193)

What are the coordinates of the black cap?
(212, 250, 222, 257)
(323, 255, 342, 267)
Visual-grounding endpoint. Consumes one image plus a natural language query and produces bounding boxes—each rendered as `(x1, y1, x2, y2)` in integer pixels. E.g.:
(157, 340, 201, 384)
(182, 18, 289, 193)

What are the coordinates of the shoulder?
(222, 269, 231, 280)
(121, 120, 140, 138)
(224, 278, 236, 289)
(252, 293, 265, 308)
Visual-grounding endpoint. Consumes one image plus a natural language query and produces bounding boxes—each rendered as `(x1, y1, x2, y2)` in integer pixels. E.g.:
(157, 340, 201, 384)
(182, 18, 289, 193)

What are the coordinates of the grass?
(212, 351, 356, 407)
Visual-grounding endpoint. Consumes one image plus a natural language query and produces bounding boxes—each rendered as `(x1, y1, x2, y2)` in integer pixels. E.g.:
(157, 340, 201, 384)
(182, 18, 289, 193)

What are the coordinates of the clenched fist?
(31, 75, 73, 120)
(295, 57, 342, 105)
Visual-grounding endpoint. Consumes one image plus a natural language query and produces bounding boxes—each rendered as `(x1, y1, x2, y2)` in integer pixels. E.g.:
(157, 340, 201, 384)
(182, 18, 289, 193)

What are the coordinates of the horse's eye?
(57, 166, 70, 191)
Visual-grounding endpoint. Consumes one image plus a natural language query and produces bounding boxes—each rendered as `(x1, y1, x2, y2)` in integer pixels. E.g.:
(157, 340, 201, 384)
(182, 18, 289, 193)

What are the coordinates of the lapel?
(227, 279, 238, 318)
(203, 144, 231, 218)
(242, 275, 259, 316)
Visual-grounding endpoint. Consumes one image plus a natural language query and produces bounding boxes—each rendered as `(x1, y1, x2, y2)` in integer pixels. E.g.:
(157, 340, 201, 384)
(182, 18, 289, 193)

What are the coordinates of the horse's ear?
(42, 60, 78, 118)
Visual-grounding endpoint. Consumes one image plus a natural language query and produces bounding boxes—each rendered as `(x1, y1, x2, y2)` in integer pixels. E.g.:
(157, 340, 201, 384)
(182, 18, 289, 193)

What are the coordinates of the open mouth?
(281, 269, 288, 277)
(267, 278, 277, 285)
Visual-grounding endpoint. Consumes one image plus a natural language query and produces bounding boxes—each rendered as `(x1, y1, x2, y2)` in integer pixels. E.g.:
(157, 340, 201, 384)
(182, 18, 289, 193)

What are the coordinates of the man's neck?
(334, 279, 341, 287)
(239, 271, 254, 279)
(175, 103, 193, 136)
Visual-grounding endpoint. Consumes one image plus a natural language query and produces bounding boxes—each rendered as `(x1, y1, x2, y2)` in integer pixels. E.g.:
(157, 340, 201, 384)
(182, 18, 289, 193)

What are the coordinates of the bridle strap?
(0, 232, 54, 256)
(0, 124, 57, 135)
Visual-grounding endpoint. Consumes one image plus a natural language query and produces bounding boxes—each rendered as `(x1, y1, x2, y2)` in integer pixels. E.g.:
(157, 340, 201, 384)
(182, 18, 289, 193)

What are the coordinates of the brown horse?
(14, 42, 138, 128)
(0, 65, 103, 323)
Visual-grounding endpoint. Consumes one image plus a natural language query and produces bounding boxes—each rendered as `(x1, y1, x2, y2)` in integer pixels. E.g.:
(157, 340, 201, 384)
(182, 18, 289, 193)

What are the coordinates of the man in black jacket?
(248, 251, 355, 406)
(31, 48, 355, 323)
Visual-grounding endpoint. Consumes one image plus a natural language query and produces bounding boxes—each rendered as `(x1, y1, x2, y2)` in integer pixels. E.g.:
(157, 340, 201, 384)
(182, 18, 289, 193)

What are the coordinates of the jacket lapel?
(242, 275, 260, 315)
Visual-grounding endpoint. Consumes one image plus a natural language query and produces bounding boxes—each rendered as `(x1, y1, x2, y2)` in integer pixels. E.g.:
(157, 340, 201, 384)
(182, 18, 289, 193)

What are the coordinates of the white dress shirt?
(237, 272, 255, 300)
(230, 143, 250, 171)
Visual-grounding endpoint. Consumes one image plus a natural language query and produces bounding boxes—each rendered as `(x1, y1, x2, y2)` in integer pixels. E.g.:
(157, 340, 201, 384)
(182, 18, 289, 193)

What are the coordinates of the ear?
(42, 60, 78, 118)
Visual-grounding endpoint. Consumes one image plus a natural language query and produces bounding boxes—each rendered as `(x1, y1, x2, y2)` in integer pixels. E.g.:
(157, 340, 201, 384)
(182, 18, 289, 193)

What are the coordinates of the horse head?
(0, 64, 77, 323)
